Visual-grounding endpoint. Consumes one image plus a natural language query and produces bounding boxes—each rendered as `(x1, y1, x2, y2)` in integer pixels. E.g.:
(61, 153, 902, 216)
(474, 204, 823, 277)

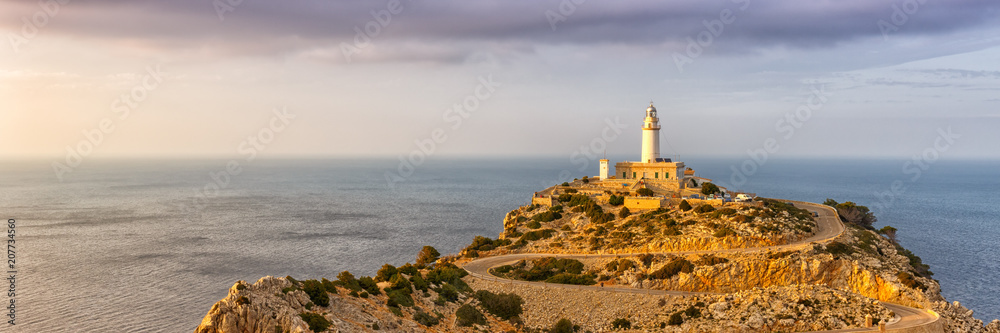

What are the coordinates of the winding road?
(461, 200, 941, 332)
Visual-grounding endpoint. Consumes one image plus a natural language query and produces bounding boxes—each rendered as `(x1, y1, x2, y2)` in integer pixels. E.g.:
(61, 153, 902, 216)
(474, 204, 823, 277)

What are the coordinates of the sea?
(1, 157, 997, 332)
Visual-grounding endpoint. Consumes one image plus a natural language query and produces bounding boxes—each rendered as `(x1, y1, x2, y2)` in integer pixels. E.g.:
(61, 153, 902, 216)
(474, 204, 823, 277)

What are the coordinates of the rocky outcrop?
(195, 277, 312, 333)
(647, 253, 925, 308)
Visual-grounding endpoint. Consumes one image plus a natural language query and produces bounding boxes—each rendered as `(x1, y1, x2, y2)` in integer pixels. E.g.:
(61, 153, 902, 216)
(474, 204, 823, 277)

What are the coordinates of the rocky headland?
(194, 184, 1000, 332)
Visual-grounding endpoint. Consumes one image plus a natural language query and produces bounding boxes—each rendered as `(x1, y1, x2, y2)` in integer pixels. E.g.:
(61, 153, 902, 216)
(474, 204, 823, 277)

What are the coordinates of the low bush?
(612, 318, 632, 329)
(301, 279, 330, 307)
(299, 312, 332, 332)
(375, 264, 398, 282)
(416, 245, 440, 267)
(618, 207, 631, 218)
(533, 211, 563, 223)
(650, 258, 694, 279)
(545, 273, 597, 285)
(527, 220, 542, 229)
(519, 229, 556, 242)
(358, 276, 379, 294)
(826, 241, 852, 256)
(679, 200, 692, 211)
(549, 318, 575, 333)
(413, 310, 440, 327)
(608, 195, 625, 206)
(456, 305, 486, 327)
(474, 290, 523, 320)
(398, 263, 418, 276)
(386, 289, 414, 307)
(712, 227, 736, 238)
(636, 188, 654, 197)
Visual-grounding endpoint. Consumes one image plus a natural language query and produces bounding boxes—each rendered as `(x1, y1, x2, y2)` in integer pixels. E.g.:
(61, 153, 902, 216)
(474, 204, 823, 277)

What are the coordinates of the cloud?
(2, 0, 999, 63)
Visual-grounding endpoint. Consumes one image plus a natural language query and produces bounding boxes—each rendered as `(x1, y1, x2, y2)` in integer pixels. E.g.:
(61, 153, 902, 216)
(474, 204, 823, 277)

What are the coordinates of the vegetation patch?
(299, 312, 332, 332)
(474, 290, 523, 320)
(650, 258, 694, 279)
(456, 304, 486, 327)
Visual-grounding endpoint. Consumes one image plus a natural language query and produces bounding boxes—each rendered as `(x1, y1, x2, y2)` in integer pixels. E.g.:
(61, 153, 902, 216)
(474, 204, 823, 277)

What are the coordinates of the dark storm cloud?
(3, 0, 998, 62)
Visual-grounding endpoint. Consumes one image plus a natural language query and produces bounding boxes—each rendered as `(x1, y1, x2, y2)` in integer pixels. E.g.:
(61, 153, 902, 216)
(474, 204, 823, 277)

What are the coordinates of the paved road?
(461, 200, 940, 332)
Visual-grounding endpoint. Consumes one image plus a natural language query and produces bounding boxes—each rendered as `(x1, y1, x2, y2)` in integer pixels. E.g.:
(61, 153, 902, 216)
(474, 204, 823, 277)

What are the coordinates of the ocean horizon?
(2, 157, 997, 332)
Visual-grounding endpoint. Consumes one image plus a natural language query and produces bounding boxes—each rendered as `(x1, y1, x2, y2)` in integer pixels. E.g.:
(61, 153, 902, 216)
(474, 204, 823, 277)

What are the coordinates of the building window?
(655, 172, 659, 179)
(632, 172, 636, 179)
(623, 172, 627, 178)
(665, 172, 669, 179)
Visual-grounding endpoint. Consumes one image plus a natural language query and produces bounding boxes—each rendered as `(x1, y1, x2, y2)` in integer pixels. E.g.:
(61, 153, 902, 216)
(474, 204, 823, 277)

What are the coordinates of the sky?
(2, 0, 1000, 161)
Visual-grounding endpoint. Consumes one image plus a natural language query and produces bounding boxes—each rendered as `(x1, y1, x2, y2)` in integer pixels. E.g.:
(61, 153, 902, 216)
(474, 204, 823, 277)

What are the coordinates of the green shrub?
(386, 289, 414, 307)
(299, 312, 331, 332)
(413, 310, 440, 326)
(549, 318, 575, 333)
(605, 259, 636, 273)
(388, 273, 412, 292)
(612, 318, 631, 329)
(519, 229, 556, 242)
(679, 200, 692, 211)
(416, 245, 440, 267)
(608, 195, 625, 206)
(435, 283, 459, 303)
(358, 276, 379, 294)
(371, 322, 379, 330)
(456, 305, 486, 327)
(388, 306, 403, 317)
(398, 263, 418, 276)
(375, 264, 398, 282)
(532, 211, 563, 223)
(301, 279, 330, 307)
(337, 271, 361, 291)
(360, 291, 369, 298)
(712, 227, 736, 238)
(474, 290, 523, 320)
(545, 273, 597, 285)
(663, 226, 682, 236)
(618, 207, 631, 218)
(527, 220, 542, 229)
(636, 188, 654, 197)
(650, 258, 694, 279)
(410, 274, 428, 292)
(668, 312, 683, 325)
(826, 241, 852, 256)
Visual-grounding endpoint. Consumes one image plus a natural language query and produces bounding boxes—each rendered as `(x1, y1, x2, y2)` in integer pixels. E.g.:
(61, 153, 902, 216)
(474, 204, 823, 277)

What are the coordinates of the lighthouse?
(640, 102, 661, 163)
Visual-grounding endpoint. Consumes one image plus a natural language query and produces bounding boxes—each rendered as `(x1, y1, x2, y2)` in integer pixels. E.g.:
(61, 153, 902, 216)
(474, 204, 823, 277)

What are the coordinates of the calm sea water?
(1, 157, 997, 332)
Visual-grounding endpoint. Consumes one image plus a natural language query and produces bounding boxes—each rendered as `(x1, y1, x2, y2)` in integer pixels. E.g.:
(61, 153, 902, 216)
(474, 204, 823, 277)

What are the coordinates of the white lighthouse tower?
(640, 102, 661, 163)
